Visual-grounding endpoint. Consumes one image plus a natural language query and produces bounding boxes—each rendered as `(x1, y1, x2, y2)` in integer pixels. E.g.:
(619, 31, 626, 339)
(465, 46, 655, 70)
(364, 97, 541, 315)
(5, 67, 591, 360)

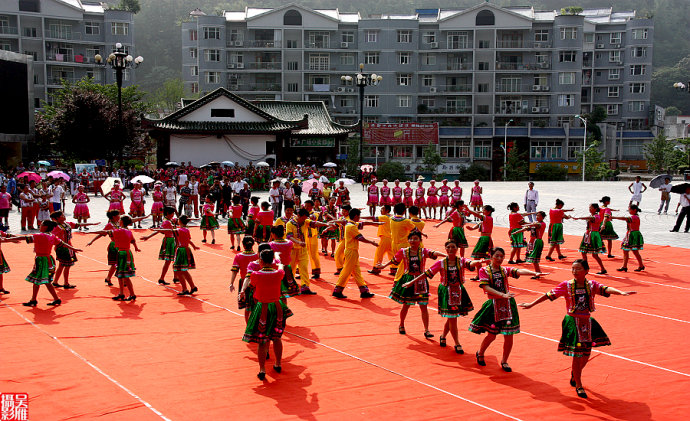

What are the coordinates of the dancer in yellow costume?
(383, 203, 416, 276)
(408, 205, 428, 247)
(333, 205, 352, 275)
(332, 208, 379, 299)
(302, 200, 322, 279)
(363, 204, 393, 275)
(286, 209, 331, 295)
(272, 206, 294, 240)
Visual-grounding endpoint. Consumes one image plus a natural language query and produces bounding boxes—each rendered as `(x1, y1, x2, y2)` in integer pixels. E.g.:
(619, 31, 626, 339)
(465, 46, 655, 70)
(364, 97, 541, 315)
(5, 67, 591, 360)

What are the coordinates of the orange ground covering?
(2, 224, 689, 420)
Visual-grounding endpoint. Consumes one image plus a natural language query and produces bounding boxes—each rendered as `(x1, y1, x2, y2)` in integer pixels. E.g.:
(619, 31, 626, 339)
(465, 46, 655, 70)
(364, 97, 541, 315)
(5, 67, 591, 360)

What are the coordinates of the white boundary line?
(2, 303, 171, 421)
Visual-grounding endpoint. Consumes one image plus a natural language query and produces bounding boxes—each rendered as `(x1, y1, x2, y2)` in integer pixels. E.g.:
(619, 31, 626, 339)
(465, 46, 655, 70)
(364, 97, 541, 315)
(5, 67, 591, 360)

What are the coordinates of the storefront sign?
(290, 137, 335, 147)
(364, 123, 439, 145)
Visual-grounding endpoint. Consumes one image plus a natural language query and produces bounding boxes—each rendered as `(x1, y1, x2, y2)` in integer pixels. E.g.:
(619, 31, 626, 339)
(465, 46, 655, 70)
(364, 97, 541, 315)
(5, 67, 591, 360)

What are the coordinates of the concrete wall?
(170, 134, 272, 166)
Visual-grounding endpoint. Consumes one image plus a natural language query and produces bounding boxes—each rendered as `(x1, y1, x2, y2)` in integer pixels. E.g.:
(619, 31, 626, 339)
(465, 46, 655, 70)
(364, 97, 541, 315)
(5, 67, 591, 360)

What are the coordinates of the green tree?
(533, 164, 568, 181)
(116, 0, 141, 13)
(460, 164, 489, 181)
(154, 78, 185, 112)
(582, 106, 608, 141)
(560, 6, 583, 15)
(574, 139, 614, 180)
(421, 144, 443, 177)
(377, 161, 405, 181)
(338, 136, 361, 177)
(644, 133, 677, 173)
(502, 147, 529, 181)
(666, 106, 682, 116)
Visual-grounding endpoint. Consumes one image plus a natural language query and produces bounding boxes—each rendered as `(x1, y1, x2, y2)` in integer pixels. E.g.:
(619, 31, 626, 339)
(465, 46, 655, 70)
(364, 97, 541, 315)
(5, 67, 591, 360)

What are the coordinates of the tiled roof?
(253, 101, 356, 136)
(150, 121, 298, 133)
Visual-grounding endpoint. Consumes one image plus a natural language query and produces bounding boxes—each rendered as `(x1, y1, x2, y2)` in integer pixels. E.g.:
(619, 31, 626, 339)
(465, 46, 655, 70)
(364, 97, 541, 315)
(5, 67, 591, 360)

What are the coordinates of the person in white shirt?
(189, 175, 200, 218)
(671, 186, 690, 232)
(177, 172, 188, 192)
(628, 176, 647, 206)
(269, 181, 282, 218)
(524, 182, 539, 222)
(231, 176, 244, 196)
(658, 177, 672, 215)
(163, 180, 177, 208)
(50, 180, 65, 212)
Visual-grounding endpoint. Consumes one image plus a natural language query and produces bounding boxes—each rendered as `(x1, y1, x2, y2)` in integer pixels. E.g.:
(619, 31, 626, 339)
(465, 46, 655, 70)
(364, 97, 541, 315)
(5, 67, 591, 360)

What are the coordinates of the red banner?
(363, 123, 439, 145)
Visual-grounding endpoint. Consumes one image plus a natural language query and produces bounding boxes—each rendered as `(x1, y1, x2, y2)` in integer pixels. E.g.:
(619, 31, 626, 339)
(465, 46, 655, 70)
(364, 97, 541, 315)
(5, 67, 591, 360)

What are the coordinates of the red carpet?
(2, 224, 689, 420)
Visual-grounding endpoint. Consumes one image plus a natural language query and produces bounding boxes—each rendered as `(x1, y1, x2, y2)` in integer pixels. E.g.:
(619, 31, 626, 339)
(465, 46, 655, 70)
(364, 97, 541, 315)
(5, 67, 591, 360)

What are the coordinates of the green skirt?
(55, 245, 77, 267)
(281, 264, 300, 297)
(158, 237, 176, 261)
(438, 283, 473, 317)
(621, 230, 644, 251)
(227, 217, 246, 234)
(173, 246, 195, 271)
(238, 285, 254, 310)
(468, 298, 520, 335)
(389, 273, 429, 305)
(254, 224, 271, 242)
(549, 223, 564, 245)
(115, 250, 135, 278)
(0, 250, 10, 274)
(319, 225, 339, 240)
(107, 241, 118, 265)
(526, 239, 544, 263)
(557, 315, 610, 357)
(449, 226, 469, 248)
(509, 228, 527, 248)
(471, 235, 493, 259)
(200, 215, 219, 231)
(245, 219, 255, 236)
(242, 300, 294, 344)
(600, 221, 619, 240)
(579, 231, 606, 254)
(26, 256, 55, 285)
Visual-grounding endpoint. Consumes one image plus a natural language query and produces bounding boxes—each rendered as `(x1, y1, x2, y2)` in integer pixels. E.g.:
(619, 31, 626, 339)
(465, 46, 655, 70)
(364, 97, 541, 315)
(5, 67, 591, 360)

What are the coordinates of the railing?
(246, 40, 281, 48)
(306, 41, 330, 49)
(47, 76, 78, 85)
(496, 84, 551, 93)
(496, 40, 530, 48)
(46, 54, 93, 63)
(446, 63, 472, 71)
(238, 83, 281, 92)
(249, 62, 281, 70)
(46, 30, 83, 40)
(418, 107, 472, 114)
(496, 62, 551, 70)
(0, 26, 18, 35)
(447, 42, 471, 49)
(495, 107, 531, 115)
(438, 84, 473, 93)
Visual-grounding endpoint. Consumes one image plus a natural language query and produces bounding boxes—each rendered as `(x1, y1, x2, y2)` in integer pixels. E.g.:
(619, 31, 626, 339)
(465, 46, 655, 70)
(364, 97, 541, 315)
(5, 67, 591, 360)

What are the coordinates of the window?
(420, 97, 435, 107)
(610, 32, 622, 44)
(607, 104, 619, 115)
(365, 95, 379, 107)
(339, 97, 354, 107)
(559, 72, 576, 85)
(584, 33, 594, 43)
(211, 108, 235, 117)
(229, 29, 241, 41)
(631, 47, 647, 58)
(536, 52, 548, 64)
(477, 83, 489, 92)
(336, 32, 352, 46)
(365, 146, 386, 158)
(190, 48, 197, 58)
(447, 31, 469, 49)
(398, 52, 411, 65)
(560, 27, 577, 40)
(534, 75, 548, 86)
(189, 29, 197, 41)
(23, 50, 37, 60)
(190, 66, 198, 76)
(398, 95, 410, 107)
(558, 94, 575, 106)
(389, 146, 413, 158)
(309, 53, 329, 70)
(287, 61, 298, 70)
(609, 69, 620, 80)
(440, 139, 470, 159)
(622, 139, 644, 158)
(203, 27, 220, 40)
(191, 82, 199, 93)
(286, 40, 297, 48)
(630, 65, 646, 75)
(608, 86, 619, 97)
(397, 74, 411, 86)
(206, 71, 220, 84)
(86, 69, 102, 81)
(287, 83, 299, 92)
(308, 31, 330, 48)
(84, 22, 99, 35)
(628, 101, 645, 112)
(530, 141, 562, 160)
(474, 140, 492, 159)
(422, 75, 434, 87)
(204, 49, 220, 62)
(340, 54, 354, 65)
(364, 52, 379, 65)
(478, 62, 489, 70)
(630, 83, 645, 94)
(422, 53, 436, 65)
(559, 51, 576, 62)
(423, 32, 436, 44)
(23, 27, 37, 37)
(567, 140, 583, 159)
(230, 53, 243, 65)
(632, 29, 648, 40)
(1, 42, 13, 51)
(397, 30, 411, 43)
(283, 10, 302, 25)
(476, 10, 495, 26)
(111, 22, 128, 35)
(627, 119, 646, 130)
(19, 0, 40, 12)
(86, 46, 100, 58)
(534, 29, 549, 42)
(558, 116, 573, 127)
(365, 30, 378, 43)
(609, 51, 621, 62)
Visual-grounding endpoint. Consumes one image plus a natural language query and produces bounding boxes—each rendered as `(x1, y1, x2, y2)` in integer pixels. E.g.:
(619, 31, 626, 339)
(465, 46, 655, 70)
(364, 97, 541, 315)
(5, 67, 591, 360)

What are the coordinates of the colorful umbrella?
(336, 178, 356, 185)
(47, 170, 70, 181)
(17, 171, 41, 183)
(302, 179, 324, 191)
(38, 160, 52, 167)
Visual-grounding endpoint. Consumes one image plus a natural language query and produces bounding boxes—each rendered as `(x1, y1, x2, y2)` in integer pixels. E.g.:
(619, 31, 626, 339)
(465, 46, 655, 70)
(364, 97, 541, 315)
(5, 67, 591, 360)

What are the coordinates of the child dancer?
(517, 211, 547, 278)
(380, 230, 444, 337)
(451, 180, 463, 204)
(469, 180, 483, 219)
(228, 196, 246, 250)
(21, 220, 82, 306)
(598, 196, 619, 259)
(469, 247, 545, 372)
(150, 183, 165, 228)
(105, 182, 125, 214)
(367, 180, 379, 217)
(51, 211, 97, 289)
(520, 259, 635, 398)
(414, 180, 428, 219)
(156, 215, 200, 296)
(572, 204, 607, 275)
(129, 182, 145, 228)
(332, 208, 378, 299)
(245, 197, 260, 240)
(612, 205, 645, 272)
(269, 225, 300, 297)
(507, 202, 531, 264)
(200, 196, 219, 244)
(405, 240, 483, 353)
(239, 243, 276, 322)
(380, 179, 392, 207)
(438, 180, 451, 219)
(241, 249, 293, 380)
(365, 204, 393, 275)
(230, 236, 258, 321)
(403, 181, 414, 209)
(37, 195, 50, 225)
(254, 201, 274, 243)
(332, 205, 351, 276)
(466, 205, 495, 260)
(392, 180, 403, 205)
(545, 199, 574, 261)
(426, 180, 439, 219)
(72, 185, 91, 229)
(435, 200, 469, 257)
(274, 205, 294, 241)
(92, 216, 140, 301)
(141, 207, 178, 285)
(85, 210, 121, 286)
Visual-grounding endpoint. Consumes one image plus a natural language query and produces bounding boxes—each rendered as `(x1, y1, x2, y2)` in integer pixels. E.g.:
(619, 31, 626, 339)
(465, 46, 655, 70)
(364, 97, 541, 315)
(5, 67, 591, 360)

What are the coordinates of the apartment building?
(182, 3, 653, 176)
(0, 0, 136, 108)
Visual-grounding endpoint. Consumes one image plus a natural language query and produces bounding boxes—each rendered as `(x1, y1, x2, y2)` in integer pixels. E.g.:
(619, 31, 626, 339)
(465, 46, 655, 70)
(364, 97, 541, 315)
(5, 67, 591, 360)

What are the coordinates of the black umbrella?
(670, 183, 690, 194)
(649, 174, 672, 189)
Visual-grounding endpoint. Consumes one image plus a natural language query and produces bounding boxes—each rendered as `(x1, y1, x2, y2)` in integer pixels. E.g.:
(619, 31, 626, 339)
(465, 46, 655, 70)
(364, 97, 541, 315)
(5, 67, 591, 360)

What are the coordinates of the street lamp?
(575, 114, 587, 182)
(500, 119, 513, 181)
(341, 63, 382, 169)
(95, 43, 143, 161)
(673, 82, 689, 92)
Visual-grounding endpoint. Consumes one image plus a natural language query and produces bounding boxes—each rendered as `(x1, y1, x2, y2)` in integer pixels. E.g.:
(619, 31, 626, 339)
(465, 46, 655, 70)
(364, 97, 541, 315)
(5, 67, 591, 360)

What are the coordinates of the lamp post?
(673, 82, 689, 93)
(575, 114, 587, 182)
(500, 119, 513, 181)
(95, 43, 143, 162)
(341, 63, 382, 170)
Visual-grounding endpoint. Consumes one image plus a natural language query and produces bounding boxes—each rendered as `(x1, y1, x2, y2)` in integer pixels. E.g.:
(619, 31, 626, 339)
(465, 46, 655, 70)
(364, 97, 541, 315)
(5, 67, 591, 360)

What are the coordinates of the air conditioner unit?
(430, 42, 439, 49)
(341, 42, 349, 48)
(347, 88, 355, 92)
(532, 107, 540, 113)
(236, 63, 244, 69)
(596, 44, 605, 49)
(429, 86, 437, 93)
(230, 84, 238, 90)
(541, 107, 549, 113)
(228, 63, 235, 68)
(541, 86, 550, 91)
(532, 85, 540, 91)
(337, 87, 345, 92)
(235, 41, 243, 46)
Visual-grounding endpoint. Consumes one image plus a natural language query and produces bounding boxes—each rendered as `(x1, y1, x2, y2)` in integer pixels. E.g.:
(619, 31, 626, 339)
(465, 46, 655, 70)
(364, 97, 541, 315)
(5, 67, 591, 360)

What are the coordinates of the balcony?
(45, 53, 93, 64)
(227, 62, 281, 70)
(496, 40, 530, 49)
(47, 76, 78, 85)
(418, 107, 472, 115)
(46, 30, 83, 40)
(306, 41, 331, 49)
(496, 84, 551, 93)
(495, 106, 531, 115)
(245, 40, 281, 48)
(0, 26, 18, 35)
(446, 63, 472, 71)
(424, 84, 472, 93)
(230, 82, 281, 92)
(496, 62, 551, 70)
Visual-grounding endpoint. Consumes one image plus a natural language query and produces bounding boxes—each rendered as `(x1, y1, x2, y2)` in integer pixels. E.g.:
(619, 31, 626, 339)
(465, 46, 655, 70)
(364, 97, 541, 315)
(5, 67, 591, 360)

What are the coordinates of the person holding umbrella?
(671, 184, 690, 233)
(657, 177, 672, 215)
